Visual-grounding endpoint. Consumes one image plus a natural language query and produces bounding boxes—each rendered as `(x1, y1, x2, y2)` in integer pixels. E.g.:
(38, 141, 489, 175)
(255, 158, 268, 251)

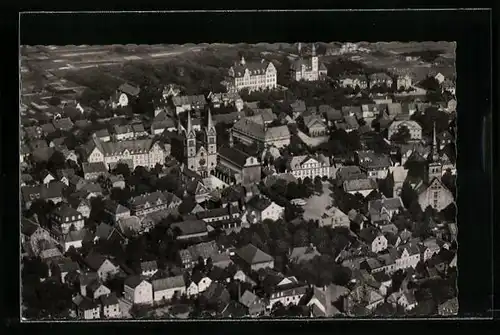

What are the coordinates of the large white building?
(285, 154, 331, 180)
(226, 56, 277, 92)
(388, 120, 423, 140)
(83, 136, 169, 170)
(290, 43, 327, 82)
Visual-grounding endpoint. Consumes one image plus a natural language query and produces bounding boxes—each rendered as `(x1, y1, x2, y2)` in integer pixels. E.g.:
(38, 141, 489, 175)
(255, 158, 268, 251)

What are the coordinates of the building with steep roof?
(111, 83, 140, 109)
(127, 191, 181, 217)
(343, 178, 378, 197)
(235, 243, 274, 272)
(172, 95, 207, 115)
(231, 117, 291, 149)
(226, 56, 277, 92)
(290, 43, 328, 82)
(83, 135, 168, 170)
(217, 142, 261, 187)
(388, 120, 423, 140)
(152, 275, 186, 302)
(50, 204, 85, 234)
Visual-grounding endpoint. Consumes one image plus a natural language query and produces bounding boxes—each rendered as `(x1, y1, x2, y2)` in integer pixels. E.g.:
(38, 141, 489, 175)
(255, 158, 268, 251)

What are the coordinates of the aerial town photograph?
(20, 41, 458, 320)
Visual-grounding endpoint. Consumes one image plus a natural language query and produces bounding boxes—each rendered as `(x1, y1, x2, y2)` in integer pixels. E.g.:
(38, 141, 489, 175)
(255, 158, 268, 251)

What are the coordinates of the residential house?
(320, 205, 350, 228)
(140, 261, 158, 278)
(345, 284, 385, 314)
(40, 170, 56, 184)
(21, 219, 53, 256)
(397, 290, 418, 311)
(195, 206, 242, 232)
(152, 275, 186, 302)
(239, 290, 266, 316)
(302, 114, 327, 137)
(343, 178, 378, 197)
(336, 166, 366, 186)
(60, 228, 91, 252)
(172, 95, 207, 114)
(359, 227, 388, 253)
(178, 240, 220, 269)
(87, 281, 112, 300)
(131, 123, 148, 138)
(104, 199, 131, 224)
(53, 257, 80, 284)
(420, 238, 441, 262)
(68, 198, 91, 219)
(246, 108, 276, 126)
(369, 73, 393, 88)
(53, 117, 74, 132)
(234, 243, 275, 272)
(338, 74, 368, 89)
(388, 120, 423, 141)
(124, 276, 153, 305)
(191, 272, 213, 294)
(50, 205, 85, 234)
(243, 196, 284, 224)
(207, 92, 244, 111)
(82, 162, 108, 181)
(109, 174, 126, 189)
(268, 282, 308, 310)
(113, 125, 134, 141)
(100, 293, 121, 318)
(201, 282, 231, 313)
(21, 181, 66, 209)
(289, 244, 321, 264)
(128, 191, 181, 217)
(79, 272, 100, 296)
(355, 150, 392, 179)
(84, 252, 120, 281)
(94, 129, 111, 143)
(290, 100, 307, 115)
(393, 242, 421, 271)
(285, 154, 331, 180)
(368, 197, 404, 224)
(170, 220, 208, 240)
(438, 297, 458, 316)
(74, 295, 101, 320)
(151, 111, 176, 135)
(307, 286, 342, 317)
(111, 83, 140, 109)
(434, 72, 446, 84)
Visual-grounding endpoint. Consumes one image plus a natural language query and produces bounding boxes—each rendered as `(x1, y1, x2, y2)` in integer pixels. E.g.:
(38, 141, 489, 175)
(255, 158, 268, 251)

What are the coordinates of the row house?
(355, 150, 392, 179)
(285, 154, 331, 180)
(207, 91, 244, 111)
(267, 283, 308, 310)
(338, 74, 368, 89)
(128, 191, 182, 217)
(113, 123, 147, 141)
(369, 72, 393, 88)
(82, 162, 108, 181)
(21, 181, 66, 209)
(84, 137, 169, 170)
(171, 95, 207, 115)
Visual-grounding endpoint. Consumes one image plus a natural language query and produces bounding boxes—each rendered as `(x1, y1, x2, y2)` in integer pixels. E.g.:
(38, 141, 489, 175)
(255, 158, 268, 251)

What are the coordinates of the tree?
(178, 196, 196, 215)
(292, 229, 309, 247)
(113, 162, 131, 179)
(313, 177, 323, 194)
(47, 150, 67, 173)
(48, 96, 61, 106)
(390, 125, 411, 144)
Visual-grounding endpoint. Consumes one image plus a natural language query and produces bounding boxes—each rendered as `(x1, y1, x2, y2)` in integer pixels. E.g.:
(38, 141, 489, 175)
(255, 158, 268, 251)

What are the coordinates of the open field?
(302, 182, 333, 221)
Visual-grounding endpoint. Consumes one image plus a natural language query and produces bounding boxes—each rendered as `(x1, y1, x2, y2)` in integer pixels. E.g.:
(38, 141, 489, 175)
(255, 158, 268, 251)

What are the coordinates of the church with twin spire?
(178, 109, 217, 178)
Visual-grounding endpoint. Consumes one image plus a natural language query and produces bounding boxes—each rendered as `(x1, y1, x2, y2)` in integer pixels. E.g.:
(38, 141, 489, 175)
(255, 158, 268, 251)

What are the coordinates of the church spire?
(298, 42, 302, 56)
(432, 122, 439, 161)
(207, 108, 214, 130)
(187, 110, 193, 133)
(312, 43, 316, 57)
